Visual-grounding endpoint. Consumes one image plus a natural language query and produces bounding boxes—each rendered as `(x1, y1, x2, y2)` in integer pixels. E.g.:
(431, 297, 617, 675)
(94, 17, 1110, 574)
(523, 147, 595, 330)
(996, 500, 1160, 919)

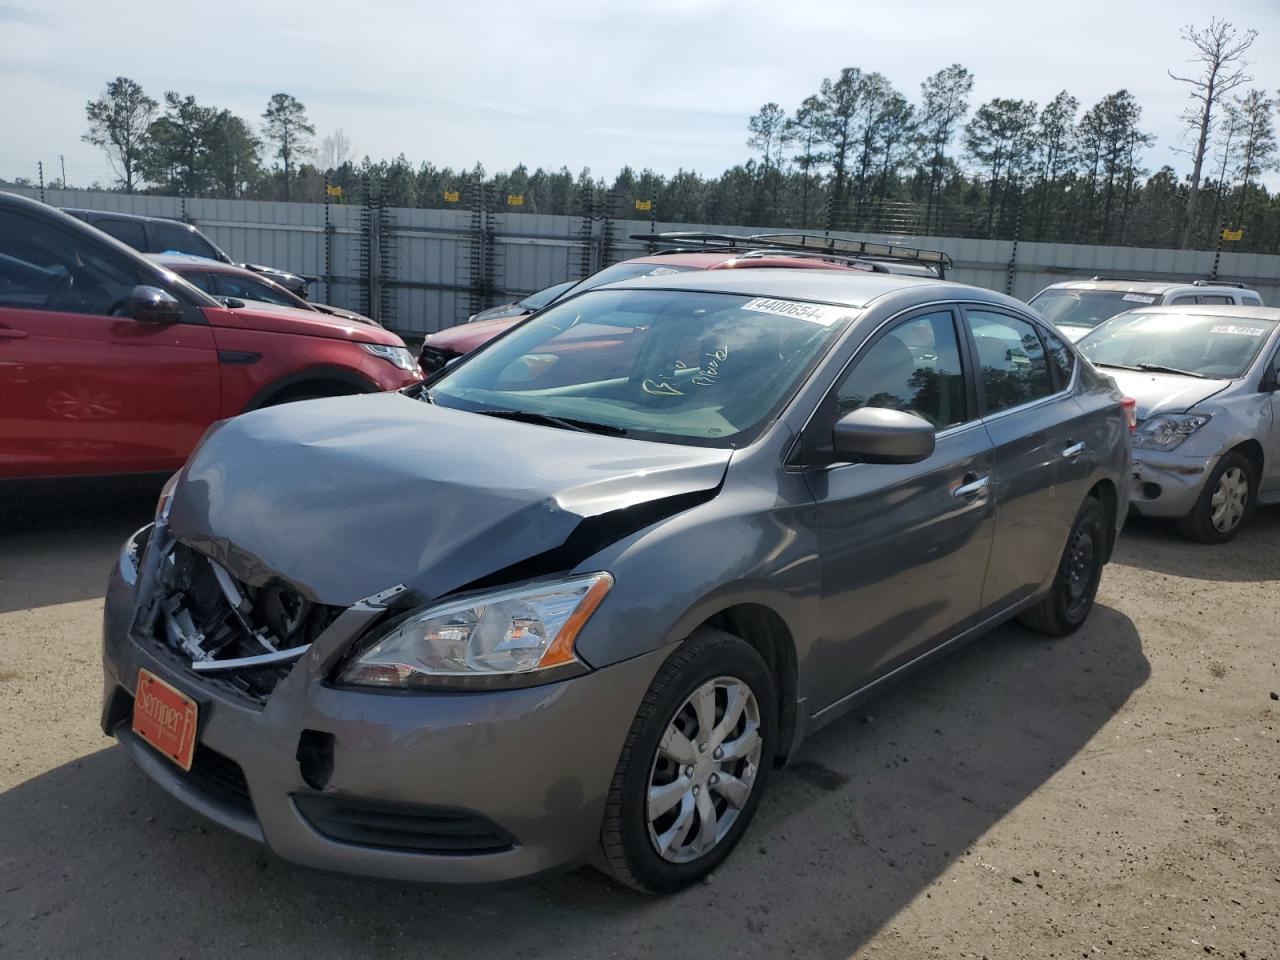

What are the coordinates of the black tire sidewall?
(1057, 498, 1107, 630)
(615, 633, 777, 893)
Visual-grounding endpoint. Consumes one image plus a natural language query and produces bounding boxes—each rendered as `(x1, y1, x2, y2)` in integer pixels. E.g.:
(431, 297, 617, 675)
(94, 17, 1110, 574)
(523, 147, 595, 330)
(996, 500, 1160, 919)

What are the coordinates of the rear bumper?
(1128, 450, 1213, 518)
(101, 534, 667, 884)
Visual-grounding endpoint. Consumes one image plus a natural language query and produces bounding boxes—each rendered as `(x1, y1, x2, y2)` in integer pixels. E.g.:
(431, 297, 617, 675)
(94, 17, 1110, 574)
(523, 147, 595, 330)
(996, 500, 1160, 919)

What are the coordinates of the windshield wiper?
(1135, 363, 1209, 379)
(474, 408, 628, 436)
(1092, 361, 1143, 371)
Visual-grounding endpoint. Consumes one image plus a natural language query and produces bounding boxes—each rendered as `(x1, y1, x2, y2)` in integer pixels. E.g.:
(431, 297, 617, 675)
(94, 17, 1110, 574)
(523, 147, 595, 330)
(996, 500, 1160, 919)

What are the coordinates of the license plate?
(132, 668, 198, 771)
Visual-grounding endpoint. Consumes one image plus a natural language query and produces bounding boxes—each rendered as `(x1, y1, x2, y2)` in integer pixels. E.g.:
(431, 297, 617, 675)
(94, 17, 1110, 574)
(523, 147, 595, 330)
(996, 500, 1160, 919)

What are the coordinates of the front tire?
(1177, 450, 1255, 544)
(597, 628, 776, 893)
(1019, 496, 1107, 637)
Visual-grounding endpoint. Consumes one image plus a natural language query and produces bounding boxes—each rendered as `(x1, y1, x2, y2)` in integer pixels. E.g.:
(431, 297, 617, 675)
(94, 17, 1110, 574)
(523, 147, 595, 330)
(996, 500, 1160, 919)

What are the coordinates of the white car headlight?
(339, 573, 612, 690)
(1133, 414, 1211, 451)
(360, 343, 419, 373)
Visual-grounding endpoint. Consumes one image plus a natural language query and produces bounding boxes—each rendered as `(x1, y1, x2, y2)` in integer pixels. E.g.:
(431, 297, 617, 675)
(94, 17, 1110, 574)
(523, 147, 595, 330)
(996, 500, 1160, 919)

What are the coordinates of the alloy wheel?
(1210, 466, 1248, 533)
(646, 676, 763, 864)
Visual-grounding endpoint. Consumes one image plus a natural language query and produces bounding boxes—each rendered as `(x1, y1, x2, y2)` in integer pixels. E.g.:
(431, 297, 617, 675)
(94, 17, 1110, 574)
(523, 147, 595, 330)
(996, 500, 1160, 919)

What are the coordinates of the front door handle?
(953, 474, 990, 500)
(1061, 441, 1085, 459)
(0, 328, 29, 340)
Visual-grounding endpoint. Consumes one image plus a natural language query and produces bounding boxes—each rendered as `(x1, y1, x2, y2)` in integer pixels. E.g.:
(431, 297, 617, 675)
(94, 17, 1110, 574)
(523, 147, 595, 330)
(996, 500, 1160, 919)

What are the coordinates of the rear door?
(963, 306, 1092, 614)
(0, 206, 221, 478)
(805, 307, 995, 711)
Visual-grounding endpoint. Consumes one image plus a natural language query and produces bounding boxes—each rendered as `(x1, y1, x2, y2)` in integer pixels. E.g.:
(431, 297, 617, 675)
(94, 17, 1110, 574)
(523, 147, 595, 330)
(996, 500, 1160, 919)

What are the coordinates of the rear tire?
(597, 627, 776, 894)
(1177, 450, 1255, 544)
(1019, 496, 1107, 637)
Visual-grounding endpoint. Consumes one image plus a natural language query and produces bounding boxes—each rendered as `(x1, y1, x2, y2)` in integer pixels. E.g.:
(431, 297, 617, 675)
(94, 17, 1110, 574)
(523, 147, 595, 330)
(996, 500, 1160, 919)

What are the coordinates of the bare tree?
(1169, 18, 1257, 246)
(320, 128, 353, 171)
(82, 77, 157, 193)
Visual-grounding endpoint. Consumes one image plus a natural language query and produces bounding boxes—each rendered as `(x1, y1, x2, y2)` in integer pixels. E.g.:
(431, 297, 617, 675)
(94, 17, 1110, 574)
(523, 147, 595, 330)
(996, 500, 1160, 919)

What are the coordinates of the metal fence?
(11, 186, 1280, 340)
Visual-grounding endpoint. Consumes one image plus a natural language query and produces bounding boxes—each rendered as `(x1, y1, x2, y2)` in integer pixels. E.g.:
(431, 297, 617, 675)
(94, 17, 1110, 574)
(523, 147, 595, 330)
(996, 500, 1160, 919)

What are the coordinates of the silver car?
(1075, 305, 1280, 541)
(1029, 278, 1264, 342)
(102, 269, 1130, 892)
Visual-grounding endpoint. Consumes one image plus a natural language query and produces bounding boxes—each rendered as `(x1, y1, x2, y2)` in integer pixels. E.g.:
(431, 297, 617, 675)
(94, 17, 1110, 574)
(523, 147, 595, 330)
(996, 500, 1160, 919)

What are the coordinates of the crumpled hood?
(167, 393, 731, 606)
(1105, 369, 1231, 420)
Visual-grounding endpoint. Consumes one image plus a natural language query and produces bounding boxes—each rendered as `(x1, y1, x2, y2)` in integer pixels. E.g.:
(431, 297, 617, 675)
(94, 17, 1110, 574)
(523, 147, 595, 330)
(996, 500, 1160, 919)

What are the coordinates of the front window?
(1077, 312, 1278, 380)
(428, 289, 855, 446)
(1030, 288, 1158, 331)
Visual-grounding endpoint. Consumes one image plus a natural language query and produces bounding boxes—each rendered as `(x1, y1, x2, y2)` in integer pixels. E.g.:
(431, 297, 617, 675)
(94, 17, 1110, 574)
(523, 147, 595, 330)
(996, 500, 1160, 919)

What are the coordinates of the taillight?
(1120, 397, 1137, 433)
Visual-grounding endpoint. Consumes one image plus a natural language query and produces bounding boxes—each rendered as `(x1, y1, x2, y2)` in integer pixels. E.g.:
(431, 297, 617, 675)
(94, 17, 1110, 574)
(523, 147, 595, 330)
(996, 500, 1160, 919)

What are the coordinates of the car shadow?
(0, 604, 1148, 959)
(1112, 508, 1280, 582)
(0, 476, 164, 614)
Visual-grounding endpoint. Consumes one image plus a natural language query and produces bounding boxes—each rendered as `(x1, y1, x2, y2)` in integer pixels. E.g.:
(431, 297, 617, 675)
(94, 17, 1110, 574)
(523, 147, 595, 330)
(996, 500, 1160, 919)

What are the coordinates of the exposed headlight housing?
(338, 573, 613, 690)
(1133, 414, 1211, 451)
(360, 343, 420, 373)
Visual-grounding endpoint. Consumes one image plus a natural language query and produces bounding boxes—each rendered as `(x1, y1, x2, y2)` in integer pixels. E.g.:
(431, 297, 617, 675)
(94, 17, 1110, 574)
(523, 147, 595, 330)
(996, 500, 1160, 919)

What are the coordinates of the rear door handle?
(1062, 441, 1085, 459)
(953, 475, 990, 500)
(0, 328, 29, 340)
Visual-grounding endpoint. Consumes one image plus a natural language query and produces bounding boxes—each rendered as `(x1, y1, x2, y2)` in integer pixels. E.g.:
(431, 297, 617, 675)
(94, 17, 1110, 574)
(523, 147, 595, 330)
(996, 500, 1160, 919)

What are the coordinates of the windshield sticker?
(645, 266, 684, 277)
(1122, 293, 1157, 304)
(1210, 324, 1266, 336)
(742, 297, 841, 326)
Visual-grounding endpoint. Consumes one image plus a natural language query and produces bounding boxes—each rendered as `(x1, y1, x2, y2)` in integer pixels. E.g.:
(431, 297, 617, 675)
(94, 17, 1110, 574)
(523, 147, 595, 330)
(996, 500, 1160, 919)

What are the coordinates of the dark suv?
(63, 208, 310, 298)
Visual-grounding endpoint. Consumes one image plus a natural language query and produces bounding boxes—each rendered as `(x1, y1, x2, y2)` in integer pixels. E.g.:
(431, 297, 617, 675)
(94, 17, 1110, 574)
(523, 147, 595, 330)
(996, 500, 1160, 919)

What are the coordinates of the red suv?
(0, 192, 422, 480)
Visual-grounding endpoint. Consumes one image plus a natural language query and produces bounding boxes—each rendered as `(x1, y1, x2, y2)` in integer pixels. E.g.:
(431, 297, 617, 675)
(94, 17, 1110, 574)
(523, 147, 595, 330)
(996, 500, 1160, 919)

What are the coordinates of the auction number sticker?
(1121, 293, 1157, 304)
(742, 297, 843, 326)
(1210, 324, 1266, 336)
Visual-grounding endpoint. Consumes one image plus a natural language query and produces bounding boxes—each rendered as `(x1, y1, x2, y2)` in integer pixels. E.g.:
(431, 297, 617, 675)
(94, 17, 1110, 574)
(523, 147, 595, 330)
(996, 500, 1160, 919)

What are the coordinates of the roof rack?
(631, 231, 952, 278)
(1087, 275, 1254, 291)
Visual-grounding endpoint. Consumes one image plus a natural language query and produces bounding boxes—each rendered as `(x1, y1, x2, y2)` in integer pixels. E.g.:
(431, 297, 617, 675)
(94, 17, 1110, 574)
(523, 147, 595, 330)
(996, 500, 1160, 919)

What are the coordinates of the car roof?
(597, 266, 963, 308)
(148, 252, 234, 270)
(1043, 278, 1254, 295)
(61, 206, 197, 228)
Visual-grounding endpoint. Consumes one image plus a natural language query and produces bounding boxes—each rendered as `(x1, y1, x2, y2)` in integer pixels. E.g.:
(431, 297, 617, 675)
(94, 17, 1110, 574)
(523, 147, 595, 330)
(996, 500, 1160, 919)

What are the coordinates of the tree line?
(21, 18, 1279, 253)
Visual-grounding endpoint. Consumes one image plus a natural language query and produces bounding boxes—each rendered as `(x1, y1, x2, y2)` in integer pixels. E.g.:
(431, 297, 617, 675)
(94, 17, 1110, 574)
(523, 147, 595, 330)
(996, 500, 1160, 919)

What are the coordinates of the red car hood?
(422, 314, 525, 353)
(205, 302, 405, 346)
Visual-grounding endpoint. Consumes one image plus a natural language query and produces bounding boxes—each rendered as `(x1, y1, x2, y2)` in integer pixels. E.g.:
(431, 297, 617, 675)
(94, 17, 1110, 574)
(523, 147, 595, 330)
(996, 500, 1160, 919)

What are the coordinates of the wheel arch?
(242, 365, 381, 412)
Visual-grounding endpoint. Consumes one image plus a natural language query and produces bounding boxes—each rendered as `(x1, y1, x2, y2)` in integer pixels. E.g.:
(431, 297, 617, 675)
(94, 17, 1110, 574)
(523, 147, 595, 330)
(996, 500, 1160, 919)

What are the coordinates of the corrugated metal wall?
(11, 187, 1279, 339)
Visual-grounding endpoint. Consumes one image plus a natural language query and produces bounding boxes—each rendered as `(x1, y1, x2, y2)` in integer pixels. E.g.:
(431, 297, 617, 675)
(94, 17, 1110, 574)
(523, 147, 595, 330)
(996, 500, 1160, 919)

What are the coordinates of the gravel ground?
(1, 479, 1277, 960)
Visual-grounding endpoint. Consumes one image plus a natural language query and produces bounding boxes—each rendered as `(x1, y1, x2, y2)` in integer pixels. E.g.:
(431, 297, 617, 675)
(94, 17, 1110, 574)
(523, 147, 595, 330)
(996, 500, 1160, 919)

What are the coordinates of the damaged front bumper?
(1128, 450, 1214, 519)
(101, 525, 666, 884)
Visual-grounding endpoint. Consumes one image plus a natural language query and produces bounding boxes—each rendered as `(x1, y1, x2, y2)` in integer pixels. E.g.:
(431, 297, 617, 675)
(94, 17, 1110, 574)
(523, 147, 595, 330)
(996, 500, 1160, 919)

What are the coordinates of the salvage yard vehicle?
(0, 192, 421, 479)
(1076, 304, 1280, 542)
(102, 265, 1129, 893)
(418, 232, 951, 372)
(64, 207, 312, 298)
(468, 278, 579, 323)
(149, 253, 380, 327)
(1029, 276, 1263, 342)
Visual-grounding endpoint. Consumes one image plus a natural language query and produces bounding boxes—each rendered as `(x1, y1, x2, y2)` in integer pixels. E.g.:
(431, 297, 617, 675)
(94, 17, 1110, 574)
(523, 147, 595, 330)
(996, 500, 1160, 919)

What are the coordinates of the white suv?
(1029, 277, 1264, 341)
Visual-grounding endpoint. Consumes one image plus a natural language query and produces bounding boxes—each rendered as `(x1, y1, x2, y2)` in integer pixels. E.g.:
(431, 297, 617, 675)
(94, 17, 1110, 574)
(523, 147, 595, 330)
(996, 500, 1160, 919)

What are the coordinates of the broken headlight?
(1133, 414, 1210, 451)
(338, 573, 612, 690)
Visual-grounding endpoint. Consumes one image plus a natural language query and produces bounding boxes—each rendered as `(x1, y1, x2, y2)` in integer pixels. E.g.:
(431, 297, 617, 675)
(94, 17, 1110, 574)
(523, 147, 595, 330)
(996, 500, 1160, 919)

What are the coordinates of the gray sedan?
(102, 269, 1129, 892)
(1075, 305, 1280, 542)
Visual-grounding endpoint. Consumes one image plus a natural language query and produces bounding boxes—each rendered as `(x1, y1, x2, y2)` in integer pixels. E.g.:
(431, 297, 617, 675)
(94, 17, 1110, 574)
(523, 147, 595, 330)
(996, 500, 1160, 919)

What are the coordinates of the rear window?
(95, 218, 147, 250)
(152, 222, 221, 260)
(1030, 288, 1157, 330)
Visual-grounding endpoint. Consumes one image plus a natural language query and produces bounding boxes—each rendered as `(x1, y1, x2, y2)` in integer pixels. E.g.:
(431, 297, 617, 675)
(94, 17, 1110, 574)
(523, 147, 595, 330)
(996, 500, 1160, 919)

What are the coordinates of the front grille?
(187, 744, 255, 818)
(149, 543, 341, 702)
(292, 794, 515, 855)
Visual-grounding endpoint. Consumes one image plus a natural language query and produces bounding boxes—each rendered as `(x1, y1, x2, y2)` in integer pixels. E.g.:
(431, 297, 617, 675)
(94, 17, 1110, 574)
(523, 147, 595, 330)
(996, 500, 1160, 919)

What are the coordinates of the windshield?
(1030, 288, 1160, 330)
(429, 289, 855, 446)
(1077, 311, 1277, 379)
(568, 260, 700, 295)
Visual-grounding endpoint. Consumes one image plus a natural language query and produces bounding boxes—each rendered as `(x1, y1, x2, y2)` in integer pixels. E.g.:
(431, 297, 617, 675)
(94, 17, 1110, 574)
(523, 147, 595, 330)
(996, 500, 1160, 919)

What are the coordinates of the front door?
(0, 206, 221, 478)
(805, 307, 995, 713)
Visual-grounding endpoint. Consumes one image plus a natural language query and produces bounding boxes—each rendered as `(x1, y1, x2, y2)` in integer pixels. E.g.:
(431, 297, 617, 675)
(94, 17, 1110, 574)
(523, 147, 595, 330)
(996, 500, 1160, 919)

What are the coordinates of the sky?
(2, 0, 1279, 190)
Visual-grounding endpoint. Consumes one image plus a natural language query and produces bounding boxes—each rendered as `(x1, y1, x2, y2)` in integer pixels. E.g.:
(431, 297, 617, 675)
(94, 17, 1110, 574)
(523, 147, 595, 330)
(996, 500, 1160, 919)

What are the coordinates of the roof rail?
(1088, 275, 1155, 283)
(1192, 279, 1251, 289)
(631, 231, 953, 278)
(1087, 275, 1254, 291)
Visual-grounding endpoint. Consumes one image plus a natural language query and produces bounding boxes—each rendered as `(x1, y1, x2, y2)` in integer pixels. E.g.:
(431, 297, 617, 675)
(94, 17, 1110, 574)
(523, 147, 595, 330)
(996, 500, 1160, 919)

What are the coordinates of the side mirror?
(125, 285, 183, 324)
(831, 407, 936, 464)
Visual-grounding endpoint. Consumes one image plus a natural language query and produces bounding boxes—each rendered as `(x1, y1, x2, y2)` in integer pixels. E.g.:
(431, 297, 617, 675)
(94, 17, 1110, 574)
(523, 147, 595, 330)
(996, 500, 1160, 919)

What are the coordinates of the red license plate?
(132, 668, 198, 771)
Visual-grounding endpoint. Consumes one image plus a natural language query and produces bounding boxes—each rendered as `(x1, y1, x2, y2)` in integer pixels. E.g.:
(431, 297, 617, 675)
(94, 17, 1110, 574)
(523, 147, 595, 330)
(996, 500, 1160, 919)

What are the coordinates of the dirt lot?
(1, 479, 1277, 960)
